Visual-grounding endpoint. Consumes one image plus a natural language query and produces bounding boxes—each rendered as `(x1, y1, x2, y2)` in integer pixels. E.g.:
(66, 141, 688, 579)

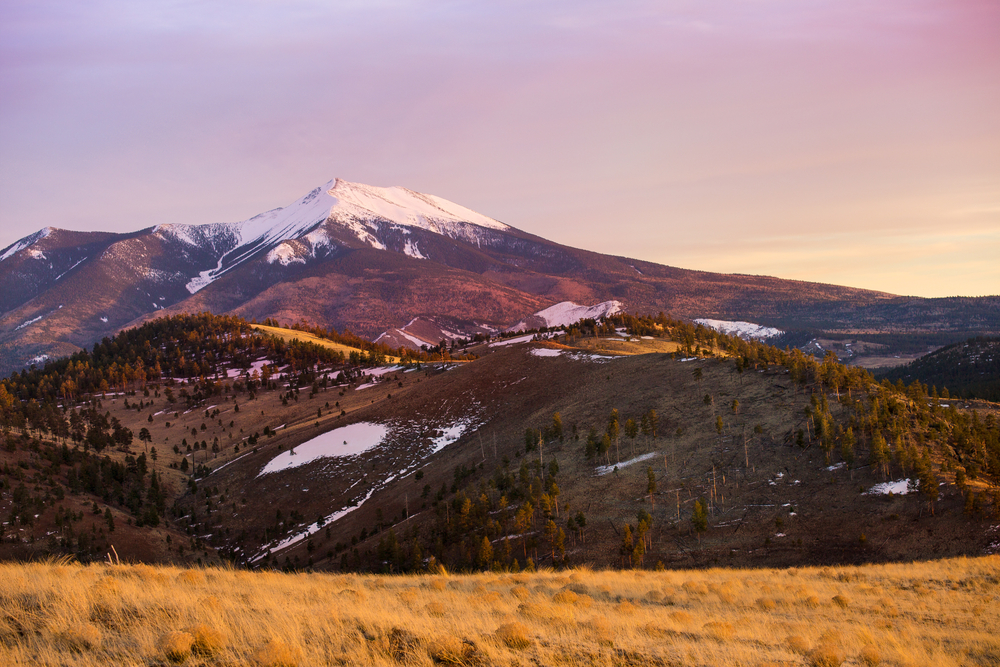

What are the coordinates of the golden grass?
(0, 556, 997, 666)
(252, 324, 402, 363)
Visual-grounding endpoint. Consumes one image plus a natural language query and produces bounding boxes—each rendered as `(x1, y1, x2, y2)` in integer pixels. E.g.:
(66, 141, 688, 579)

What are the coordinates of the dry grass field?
(250, 325, 402, 363)
(1, 556, 997, 666)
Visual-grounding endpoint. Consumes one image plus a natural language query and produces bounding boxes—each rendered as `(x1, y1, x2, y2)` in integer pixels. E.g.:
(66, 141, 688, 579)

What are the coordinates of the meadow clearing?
(0, 556, 997, 666)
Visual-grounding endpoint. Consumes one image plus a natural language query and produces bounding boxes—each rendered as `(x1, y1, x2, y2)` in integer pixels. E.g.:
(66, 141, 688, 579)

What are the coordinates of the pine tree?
(692, 498, 708, 543)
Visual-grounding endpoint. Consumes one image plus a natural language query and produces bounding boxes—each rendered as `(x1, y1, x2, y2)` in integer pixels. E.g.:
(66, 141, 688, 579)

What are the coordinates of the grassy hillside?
(251, 324, 403, 364)
(1, 557, 997, 666)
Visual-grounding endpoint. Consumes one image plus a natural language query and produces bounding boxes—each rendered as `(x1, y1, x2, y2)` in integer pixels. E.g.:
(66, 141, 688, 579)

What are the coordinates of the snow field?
(257, 421, 389, 477)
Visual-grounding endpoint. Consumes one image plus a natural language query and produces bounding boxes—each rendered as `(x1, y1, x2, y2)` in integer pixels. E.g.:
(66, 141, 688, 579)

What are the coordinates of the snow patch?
(1, 228, 53, 262)
(529, 348, 563, 357)
(257, 422, 389, 477)
(15, 315, 43, 330)
(511, 300, 622, 332)
(490, 334, 535, 348)
(595, 451, 658, 476)
(694, 318, 783, 341)
(403, 239, 426, 259)
(266, 242, 306, 266)
(431, 418, 474, 453)
(865, 479, 912, 496)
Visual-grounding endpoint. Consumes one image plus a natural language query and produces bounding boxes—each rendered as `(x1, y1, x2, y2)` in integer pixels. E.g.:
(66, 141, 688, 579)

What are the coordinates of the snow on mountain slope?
(509, 300, 623, 332)
(694, 318, 783, 340)
(327, 179, 509, 232)
(174, 179, 510, 293)
(0, 227, 53, 262)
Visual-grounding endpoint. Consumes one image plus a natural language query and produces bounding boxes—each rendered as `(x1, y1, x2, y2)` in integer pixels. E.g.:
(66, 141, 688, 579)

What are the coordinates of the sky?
(1, 0, 998, 298)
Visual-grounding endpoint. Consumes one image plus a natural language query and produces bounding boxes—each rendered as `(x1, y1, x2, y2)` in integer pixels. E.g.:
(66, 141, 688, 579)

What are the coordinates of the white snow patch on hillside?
(511, 301, 622, 332)
(266, 243, 306, 266)
(694, 318, 783, 340)
(595, 451, 658, 476)
(403, 239, 426, 259)
(55, 257, 88, 281)
(252, 487, 377, 561)
(0, 227, 52, 262)
(257, 422, 388, 476)
(490, 334, 535, 348)
(530, 348, 563, 357)
(865, 479, 911, 495)
(28, 354, 49, 365)
(100, 316, 108, 323)
(16, 315, 43, 330)
(431, 418, 475, 453)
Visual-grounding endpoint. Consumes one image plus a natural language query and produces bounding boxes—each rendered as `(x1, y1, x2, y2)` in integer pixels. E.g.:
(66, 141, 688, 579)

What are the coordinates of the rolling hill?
(2, 312, 997, 573)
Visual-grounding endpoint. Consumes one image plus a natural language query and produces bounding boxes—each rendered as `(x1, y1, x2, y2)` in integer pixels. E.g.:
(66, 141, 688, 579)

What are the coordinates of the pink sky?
(1, 0, 997, 297)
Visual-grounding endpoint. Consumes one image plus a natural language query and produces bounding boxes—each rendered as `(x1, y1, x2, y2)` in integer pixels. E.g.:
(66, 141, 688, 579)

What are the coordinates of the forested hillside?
(878, 337, 1000, 402)
(1, 313, 998, 571)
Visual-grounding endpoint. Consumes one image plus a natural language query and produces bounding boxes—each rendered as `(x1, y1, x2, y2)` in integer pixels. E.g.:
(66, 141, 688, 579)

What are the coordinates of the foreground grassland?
(2, 557, 998, 667)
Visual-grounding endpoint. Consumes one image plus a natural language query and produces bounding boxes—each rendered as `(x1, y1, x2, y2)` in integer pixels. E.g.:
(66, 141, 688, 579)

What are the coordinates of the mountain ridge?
(2, 178, 997, 376)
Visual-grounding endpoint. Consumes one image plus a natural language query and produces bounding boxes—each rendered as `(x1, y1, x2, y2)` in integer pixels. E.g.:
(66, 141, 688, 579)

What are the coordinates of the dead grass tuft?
(495, 622, 532, 649)
(387, 626, 423, 662)
(176, 570, 205, 586)
(427, 635, 475, 665)
(809, 643, 844, 667)
(56, 622, 102, 653)
(832, 594, 850, 608)
(786, 634, 811, 654)
(158, 630, 194, 663)
(187, 622, 225, 656)
(859, 643, 881, 666)
(424, 601, 446, 617)
(510, 585, 530, 599)
(552, 589, 578, 604)
(252, 638, 302, 667)
(756, 597, 777, 611)
(616, 600, 638, 615)
(669, 610, 693, 625)
(702, 621, 735, 641)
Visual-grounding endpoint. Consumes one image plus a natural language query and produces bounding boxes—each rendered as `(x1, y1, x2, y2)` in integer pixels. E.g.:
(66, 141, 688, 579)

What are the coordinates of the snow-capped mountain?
(1, 177, 992, 376)
(147, 179, 513, 295)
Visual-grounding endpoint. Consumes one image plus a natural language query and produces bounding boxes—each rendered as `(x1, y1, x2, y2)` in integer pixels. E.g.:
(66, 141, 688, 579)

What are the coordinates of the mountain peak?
(327, 178, 510, 233)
